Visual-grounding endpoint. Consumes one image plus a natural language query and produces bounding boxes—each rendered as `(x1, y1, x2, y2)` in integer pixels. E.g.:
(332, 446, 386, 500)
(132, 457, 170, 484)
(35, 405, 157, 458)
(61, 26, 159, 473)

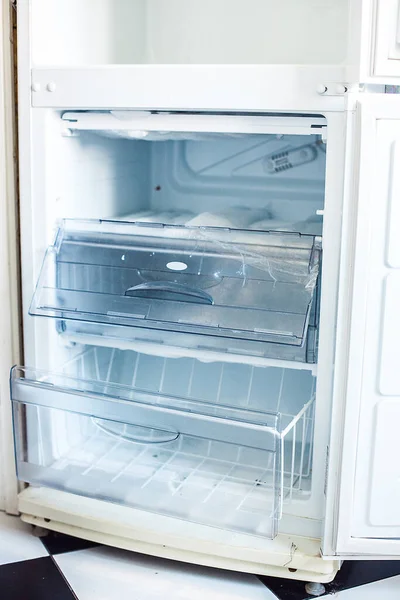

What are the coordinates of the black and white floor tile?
(0, 512, 400, 599)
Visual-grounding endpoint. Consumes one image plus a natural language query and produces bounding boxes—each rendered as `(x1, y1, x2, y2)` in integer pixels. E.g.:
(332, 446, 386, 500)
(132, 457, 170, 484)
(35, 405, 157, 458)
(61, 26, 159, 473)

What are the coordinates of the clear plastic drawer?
(11, 358, 314, 539)
(30, 219, 321, 363)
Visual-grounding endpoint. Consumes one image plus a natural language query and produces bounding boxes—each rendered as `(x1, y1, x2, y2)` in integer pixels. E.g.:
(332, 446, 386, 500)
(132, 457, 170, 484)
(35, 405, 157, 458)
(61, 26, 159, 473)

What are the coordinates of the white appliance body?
(0, 0, 400, 587)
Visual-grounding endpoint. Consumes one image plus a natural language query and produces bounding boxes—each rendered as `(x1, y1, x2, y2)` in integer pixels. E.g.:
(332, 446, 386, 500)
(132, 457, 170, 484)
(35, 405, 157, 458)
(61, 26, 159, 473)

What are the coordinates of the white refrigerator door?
(370, 0, 400, 79)
(323, 94, 400, 557)
(348, 0, 400, 82)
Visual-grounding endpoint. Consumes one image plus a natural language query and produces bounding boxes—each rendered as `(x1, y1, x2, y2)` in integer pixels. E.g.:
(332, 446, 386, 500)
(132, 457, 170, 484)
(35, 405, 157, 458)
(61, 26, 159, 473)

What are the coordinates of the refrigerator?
(1, 0, 400, 594)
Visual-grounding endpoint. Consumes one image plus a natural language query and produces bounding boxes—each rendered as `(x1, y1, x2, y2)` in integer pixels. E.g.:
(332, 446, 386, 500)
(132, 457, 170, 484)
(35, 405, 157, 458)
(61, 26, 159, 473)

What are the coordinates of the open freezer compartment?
(55, 111, 326, 239)
(11, 346, 315, 540)
(16, 110, 325, 539)
(30, 219, 321, 364)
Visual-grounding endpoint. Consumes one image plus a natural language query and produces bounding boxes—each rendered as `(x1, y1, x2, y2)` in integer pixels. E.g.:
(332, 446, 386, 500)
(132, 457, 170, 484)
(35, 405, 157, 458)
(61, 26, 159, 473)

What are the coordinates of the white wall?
(145, 0, 349, 65)
(31, 0, 147, 66)
(31, 0, 348, 66)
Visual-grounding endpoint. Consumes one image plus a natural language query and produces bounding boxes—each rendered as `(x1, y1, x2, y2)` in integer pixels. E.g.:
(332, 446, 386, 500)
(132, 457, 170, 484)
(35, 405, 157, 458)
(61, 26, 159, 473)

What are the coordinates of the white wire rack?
(60, 346, 315, 503)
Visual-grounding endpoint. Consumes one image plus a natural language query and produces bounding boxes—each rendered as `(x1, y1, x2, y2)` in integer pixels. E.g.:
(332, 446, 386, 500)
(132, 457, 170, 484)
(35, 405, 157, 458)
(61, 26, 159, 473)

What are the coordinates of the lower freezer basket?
(11, 362, 314, 539)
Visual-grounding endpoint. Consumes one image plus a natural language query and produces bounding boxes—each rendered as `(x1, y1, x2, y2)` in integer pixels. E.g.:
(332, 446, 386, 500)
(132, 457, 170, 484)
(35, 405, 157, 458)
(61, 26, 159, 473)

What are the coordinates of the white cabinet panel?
(372, 0, 400, 78)
(350, 0, 400, 81)
(369, 400, 400, 526)
(380, 274, 400, 395)
(387, 142, 400, 267)
(350, 116, 400, 541)
(323, 96, 400, 557)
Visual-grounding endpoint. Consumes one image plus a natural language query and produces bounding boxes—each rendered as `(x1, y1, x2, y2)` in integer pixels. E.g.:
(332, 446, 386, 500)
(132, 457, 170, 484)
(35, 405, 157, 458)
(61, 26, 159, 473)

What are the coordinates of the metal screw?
(335, 84, 348, 94)
(316, 84, 327, 95)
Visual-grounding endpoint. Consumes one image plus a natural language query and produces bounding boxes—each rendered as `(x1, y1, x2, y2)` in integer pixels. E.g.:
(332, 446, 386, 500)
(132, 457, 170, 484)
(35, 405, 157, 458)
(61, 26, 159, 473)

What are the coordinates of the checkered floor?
(1, 512, 400, 599)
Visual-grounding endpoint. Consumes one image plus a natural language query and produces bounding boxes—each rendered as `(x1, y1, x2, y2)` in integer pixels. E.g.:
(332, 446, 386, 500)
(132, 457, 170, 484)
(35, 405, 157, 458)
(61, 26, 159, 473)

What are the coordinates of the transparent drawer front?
(11, 363, 314, 538)
(30, 219, 321, 362)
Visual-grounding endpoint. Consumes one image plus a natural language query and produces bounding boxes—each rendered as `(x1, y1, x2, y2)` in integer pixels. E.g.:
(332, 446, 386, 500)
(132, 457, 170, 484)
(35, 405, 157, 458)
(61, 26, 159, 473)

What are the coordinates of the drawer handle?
(92, 418, 180, 444)
(125, 281, 214, 305)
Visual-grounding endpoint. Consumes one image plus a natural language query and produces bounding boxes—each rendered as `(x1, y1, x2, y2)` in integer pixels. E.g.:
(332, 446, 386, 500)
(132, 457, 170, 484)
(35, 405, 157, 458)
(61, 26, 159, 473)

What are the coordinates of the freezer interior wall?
(31, 0, 349, 66)
(51, 129, 326, 229)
